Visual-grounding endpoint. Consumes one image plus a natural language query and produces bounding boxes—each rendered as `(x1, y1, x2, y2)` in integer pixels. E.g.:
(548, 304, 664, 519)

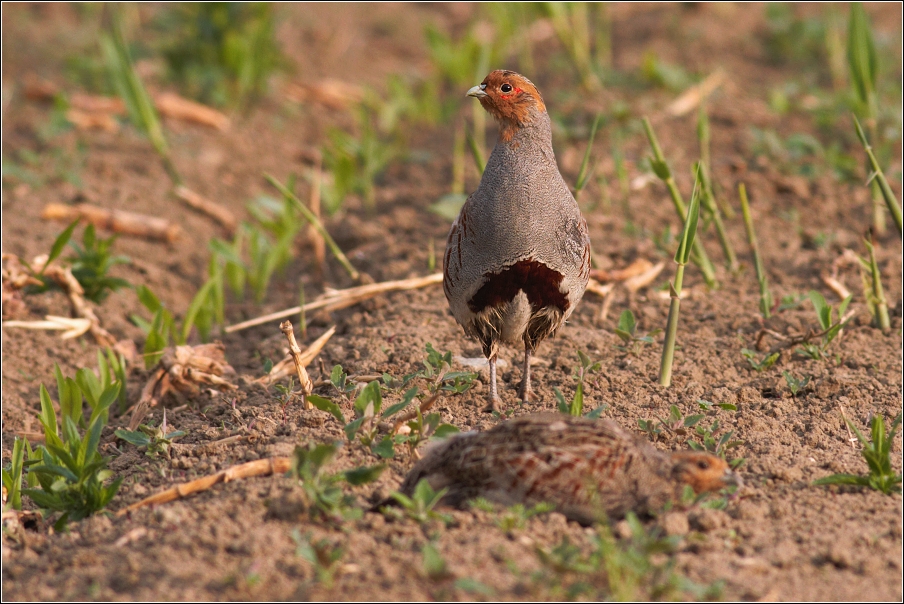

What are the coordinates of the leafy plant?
(64, 224, 131, 303)
(613, 310, 661, 356)
(395, 407, 461, 460)
(289, 441, 384, 523)
(814, 413, 901, 495)
(292, 529, 345, 588)
(857, 235, 891, 330)
(782, 371, 811, 396)
(534, 513, 719, 601)
(687, 417, 745, 468)
(470, 498, 554, 533)
(555, 351, 604, 418)
(795, 291, 852, 360)
(741, 348, 780, 372)
(159, 2, 283, 109)
(115, 411, 185, 459)
(23, 370, 122, 529)
(385, 478, 452, 525)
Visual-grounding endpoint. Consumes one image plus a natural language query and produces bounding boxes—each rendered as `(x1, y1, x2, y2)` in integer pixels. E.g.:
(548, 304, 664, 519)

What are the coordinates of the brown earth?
(2, 3, 902, 601)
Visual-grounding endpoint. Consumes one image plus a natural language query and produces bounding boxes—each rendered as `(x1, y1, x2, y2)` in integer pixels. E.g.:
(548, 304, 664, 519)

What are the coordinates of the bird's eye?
(696, 460, 710, 470)
(501, 83, 513, 93)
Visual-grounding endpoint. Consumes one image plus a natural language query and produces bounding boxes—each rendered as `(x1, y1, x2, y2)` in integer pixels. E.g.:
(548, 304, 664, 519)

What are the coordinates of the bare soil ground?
(2, 3, 902, 601)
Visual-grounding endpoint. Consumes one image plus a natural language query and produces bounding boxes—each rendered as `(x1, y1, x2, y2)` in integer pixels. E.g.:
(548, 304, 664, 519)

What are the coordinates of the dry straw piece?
(42, 203, 182, 243)
(257, 325, 336, 384)
(279, 320, 314, 409)
(173, 186, 238, 232)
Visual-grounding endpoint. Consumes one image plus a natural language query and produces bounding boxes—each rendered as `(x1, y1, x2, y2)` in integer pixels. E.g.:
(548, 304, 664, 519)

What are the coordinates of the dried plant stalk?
(42, 203, 181, 242)
(226, 273, 444, 333)
(280, 321, 314, 409)
(115, 457, 291, 516)
(173, 186, 238, 232)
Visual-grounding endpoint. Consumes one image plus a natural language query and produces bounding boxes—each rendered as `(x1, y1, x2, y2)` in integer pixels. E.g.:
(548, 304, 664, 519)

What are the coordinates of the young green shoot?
(115, 410, 185, 459)
(695, 161, 738, 272)
(555, 351, 604, 417)
(741, 348, 780, 372)
(265, 173, 360, 281)
(292, 529, 345, 588)
(659, 171, 702, 387)
(782, 371, 810, 396)
(853, 115, 902, 236)
(2, 438, 27, 511)
(738, 183, 773, 318)
(814, 413, 901, 495)
(859, 235, 890, 330)
(614, 309, 661, 356)
(386, 478, 452, 525)
(573, 114, 602, 202)
(101, 8, 180, 185)
(642, 117, 717, 289)
(796, 291, 852, 360)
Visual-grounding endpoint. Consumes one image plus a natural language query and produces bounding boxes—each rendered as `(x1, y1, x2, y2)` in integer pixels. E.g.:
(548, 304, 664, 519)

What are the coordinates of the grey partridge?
(398, 414, 741, 525)
(443, 70, 591, 411)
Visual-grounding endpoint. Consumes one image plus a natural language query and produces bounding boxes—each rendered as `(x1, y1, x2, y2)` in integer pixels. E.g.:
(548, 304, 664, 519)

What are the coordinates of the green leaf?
(343, 417, 366, 442)
(616, 309, 636, 341)
(42, 220, 79, 274)
(371, 436, 396, 459)
(343, 464, 386, 486)
(307, 395, 345, 424)
(813, 473, 871, 487)
(353, 381, 382, 417)
(433, 424, 461, 439)
(114, 429, 151, 447)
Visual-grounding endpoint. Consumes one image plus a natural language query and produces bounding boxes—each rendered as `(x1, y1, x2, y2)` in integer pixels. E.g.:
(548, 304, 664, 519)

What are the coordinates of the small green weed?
(741, 348, 780, 372)
(292, 529, 345, 588)
(614, 309, 661, 356)
(2, 438, 28, 511)
(385, 478, 452, 525)
(795, 291, 852, 360)
(533, 513, 720, 600)
(115, 410, 185, 459)
(555, 350, 604, 418)
(470, 498, 554, 533)
(289, 441, 384, 523)
(782, 371, 811, 396)
(814, 413, 901, 495)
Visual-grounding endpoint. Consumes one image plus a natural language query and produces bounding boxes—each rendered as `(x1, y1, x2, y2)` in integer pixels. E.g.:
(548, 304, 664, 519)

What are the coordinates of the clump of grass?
(642, 118, 717, 289)
(23, 366, 123, 530)
(659, 171, 702, 387)
(158, 3, 283, 109)
(815, 413, 901, 495)
(2, 438, 28, 511)
(539, 3, 603, 92)
(470, 498, 554, 534)
(573, 114, 603, 203)
(738, 183, 773, 319)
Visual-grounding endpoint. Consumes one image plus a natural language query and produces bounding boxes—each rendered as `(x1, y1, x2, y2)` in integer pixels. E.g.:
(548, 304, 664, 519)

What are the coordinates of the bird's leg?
(518, 347, 534, 403)
(483, 353, 500, 413)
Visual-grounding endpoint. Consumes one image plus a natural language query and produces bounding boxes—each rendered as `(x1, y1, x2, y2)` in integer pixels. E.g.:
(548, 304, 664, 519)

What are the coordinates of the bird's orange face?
(670, 452, 741, 493)
(467, 70, 546, 141)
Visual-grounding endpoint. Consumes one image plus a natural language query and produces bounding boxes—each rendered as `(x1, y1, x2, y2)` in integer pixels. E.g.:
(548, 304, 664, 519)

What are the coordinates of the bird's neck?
(497, 108, 553, 150)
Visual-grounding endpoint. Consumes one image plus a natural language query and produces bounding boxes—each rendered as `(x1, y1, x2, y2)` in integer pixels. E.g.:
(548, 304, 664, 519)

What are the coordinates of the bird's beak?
(466, 84, 488, 99)
(723, 468, 743, 489)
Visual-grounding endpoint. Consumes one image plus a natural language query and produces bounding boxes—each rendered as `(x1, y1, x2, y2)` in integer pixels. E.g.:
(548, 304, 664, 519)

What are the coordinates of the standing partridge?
(443, 70, 591, 411)
(398, 414, 741, 525)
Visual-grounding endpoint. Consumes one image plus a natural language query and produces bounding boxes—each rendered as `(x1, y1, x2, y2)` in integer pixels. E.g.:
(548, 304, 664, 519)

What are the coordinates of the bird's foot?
(482, 396, 501, 414)
(518, 381, 534, 404)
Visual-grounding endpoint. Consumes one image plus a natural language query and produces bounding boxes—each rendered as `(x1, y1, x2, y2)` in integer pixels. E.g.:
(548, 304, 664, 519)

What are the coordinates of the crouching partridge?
(443, 70, 591, 411)
(398, 414, 741, 525)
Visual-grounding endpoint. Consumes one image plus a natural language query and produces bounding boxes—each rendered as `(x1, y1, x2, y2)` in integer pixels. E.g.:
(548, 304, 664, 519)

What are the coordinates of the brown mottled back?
(399, 414, 740, 524)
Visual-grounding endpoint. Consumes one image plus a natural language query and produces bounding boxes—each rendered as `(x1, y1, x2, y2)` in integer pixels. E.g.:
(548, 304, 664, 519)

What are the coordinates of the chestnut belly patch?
(467, 259, 569, 314)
